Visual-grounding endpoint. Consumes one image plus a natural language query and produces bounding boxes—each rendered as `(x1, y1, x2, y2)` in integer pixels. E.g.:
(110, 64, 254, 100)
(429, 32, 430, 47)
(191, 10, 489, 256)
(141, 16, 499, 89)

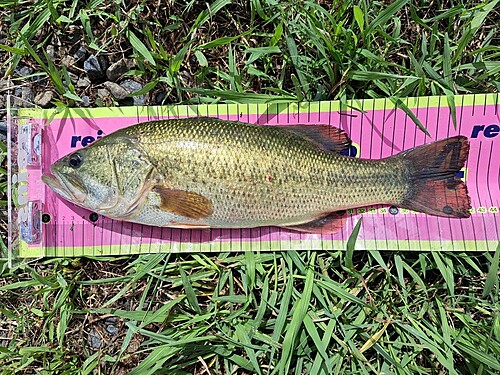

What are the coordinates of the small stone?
(15, 66, 31, 77)
(34, 91, 53, 107)
(77, 77, 91, 87)
(66, 25, 81, 44)
(104, 81, 129, 100)
(106, 58, 136, 82)
(68, 72, 78, 83)
(84, 55, 104, 82)
(81, 95, 90, 107)
(46, 45, 56, 59)
(74, 46, 87, 61)
(14, 86, 35, 106)
(106, 324, 119, 335)
(105, 317, 118, 324)
(97, 88, 110, 99)
(0, 121, 7, 134)
(156, 92, 166, 105)
(0, 79, 10, 90)
(126, 339, 140, 353)
(97, 55, 109, 74)
(119, 79, 145, 105)
(31, 75, 47, 84)
(58, 46, 68, 57)
(23, 87, 35, 102)
(61, 55, 76, 68)
(87, 329, 103, 349)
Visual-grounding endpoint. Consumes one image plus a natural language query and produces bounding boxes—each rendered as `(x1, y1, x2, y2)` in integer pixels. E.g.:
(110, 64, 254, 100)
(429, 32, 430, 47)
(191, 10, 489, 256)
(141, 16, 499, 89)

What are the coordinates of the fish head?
(42, 137, 156, 218)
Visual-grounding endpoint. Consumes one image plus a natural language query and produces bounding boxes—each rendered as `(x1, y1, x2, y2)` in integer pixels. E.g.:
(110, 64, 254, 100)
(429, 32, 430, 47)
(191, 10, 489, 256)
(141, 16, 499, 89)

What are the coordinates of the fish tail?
(398, 135, 471, 218)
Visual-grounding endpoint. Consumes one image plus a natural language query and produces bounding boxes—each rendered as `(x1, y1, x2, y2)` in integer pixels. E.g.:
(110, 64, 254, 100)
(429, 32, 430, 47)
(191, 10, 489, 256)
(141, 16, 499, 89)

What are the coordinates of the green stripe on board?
(15, 93, 500, 121)
(19, 240, 496, 258)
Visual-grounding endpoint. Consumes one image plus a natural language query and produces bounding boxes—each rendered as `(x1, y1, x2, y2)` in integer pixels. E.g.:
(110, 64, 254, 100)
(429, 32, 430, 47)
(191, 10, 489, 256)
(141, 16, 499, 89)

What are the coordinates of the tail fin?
(399, 136, 471, 218)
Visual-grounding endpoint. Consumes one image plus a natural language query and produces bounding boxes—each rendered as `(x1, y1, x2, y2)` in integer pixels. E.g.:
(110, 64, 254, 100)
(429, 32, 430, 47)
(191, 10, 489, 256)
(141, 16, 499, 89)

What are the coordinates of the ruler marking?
(19, 96, 499, 257)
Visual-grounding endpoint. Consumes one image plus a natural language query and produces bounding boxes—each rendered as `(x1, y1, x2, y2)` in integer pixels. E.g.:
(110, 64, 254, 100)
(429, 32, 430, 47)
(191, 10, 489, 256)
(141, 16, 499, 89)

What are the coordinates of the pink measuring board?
(7, 94, 500, 260)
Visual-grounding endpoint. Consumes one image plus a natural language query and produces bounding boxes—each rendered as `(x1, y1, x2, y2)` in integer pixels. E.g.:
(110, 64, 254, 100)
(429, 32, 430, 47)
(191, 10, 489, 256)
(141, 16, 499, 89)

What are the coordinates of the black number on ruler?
(389, 206, 399, 215)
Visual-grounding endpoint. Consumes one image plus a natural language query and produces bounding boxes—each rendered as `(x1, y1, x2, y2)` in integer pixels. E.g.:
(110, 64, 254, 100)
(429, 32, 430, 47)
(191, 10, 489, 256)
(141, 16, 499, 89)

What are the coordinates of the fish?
(42, 117, 471, 233)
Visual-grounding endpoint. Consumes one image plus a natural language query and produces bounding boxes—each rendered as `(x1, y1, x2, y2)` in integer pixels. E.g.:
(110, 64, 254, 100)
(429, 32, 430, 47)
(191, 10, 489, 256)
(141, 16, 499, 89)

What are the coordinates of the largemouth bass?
(42, 118, 471, 233)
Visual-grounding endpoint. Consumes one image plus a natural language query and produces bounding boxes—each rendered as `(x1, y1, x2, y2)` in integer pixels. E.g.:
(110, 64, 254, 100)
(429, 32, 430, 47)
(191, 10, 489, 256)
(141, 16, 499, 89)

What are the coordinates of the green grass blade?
(345, 218, 362, 269)
(431, 252, 455, 298)
(351, 71, 418, 81)
(126, 29, 156, 66)
(303, 313, 328, 361)
(244, 251, 256, 291)
(389, 97, 430, 137)
(234, 324, 262, 375)
(179, 266, 201, 314)
(365, 0, 408, 35)
(483, 242, 500, 297)
(170, 41, 192, 74)
(353, 5, 365, 34)
(456, 339, 500, 371)
(470, 0, 500, 33)
(278, 252, 316, 375)
(191, 0, 232, 33)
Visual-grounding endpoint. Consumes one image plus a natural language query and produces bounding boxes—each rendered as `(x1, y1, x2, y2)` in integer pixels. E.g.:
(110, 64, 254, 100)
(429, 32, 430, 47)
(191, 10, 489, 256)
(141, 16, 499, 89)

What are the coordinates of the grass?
(0, 0, 499, 373)
(1, 250, 499, 374)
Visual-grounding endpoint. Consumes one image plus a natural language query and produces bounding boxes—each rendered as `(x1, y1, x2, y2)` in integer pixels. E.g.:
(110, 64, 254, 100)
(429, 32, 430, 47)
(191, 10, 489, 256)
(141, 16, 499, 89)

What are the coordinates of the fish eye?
(69, 153, 83, 168)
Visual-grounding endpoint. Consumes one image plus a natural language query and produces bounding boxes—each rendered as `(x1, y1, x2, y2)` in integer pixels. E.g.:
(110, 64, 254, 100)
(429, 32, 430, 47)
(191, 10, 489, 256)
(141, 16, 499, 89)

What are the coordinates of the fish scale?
(43, 117, 470, 232)
(117, 118, 407, 227)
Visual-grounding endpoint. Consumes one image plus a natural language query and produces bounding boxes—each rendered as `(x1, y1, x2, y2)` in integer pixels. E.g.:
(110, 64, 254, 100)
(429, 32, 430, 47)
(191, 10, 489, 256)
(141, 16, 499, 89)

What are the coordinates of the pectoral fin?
(283, 211, 347, 234)
(154, 185, 213, 220)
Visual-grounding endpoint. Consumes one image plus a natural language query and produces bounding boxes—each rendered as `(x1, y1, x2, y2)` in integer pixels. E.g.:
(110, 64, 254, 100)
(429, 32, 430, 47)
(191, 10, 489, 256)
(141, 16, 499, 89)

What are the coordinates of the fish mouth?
(42, 168, 87, 204)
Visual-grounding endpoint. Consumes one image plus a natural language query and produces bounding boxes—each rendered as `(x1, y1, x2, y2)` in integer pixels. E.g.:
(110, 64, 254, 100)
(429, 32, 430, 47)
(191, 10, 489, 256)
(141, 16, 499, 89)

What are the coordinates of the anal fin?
(283, 211, 347, 234)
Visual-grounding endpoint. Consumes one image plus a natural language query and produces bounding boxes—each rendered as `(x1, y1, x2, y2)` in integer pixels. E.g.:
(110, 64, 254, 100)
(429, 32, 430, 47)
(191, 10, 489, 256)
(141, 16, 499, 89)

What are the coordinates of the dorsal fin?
(283, 125, 351, 153)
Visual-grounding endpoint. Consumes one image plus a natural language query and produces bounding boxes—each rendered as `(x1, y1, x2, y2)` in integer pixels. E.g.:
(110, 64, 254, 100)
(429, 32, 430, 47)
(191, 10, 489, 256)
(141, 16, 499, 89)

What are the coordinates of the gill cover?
(44, 135, 157, 219)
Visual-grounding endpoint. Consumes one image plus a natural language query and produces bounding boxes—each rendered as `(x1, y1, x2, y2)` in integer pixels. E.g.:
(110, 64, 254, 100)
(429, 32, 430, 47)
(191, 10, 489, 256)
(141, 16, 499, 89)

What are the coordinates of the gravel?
(97, 88, 110, 99)
(84, 55, 105, 82)
(156, 92, 166, 105)
(15, 65, 31, 77)
(104, 81, 130, 100)
(119, 79, 145, 106)
(68, 72, 79, 83)
(13, 87, 34, 106)
(105, 317, 117, 324)
(106, 58, 136, 82)
(81, 95, 91, 106)
(77, 77, 91, 88)
(46, 45, 56, 59)
(34, 91, 53, 107)
(106, 324, 119, 336)
(61, 55, 76, 68)
(87, 329, 103, 349)
(74, 46, 88, 61)
(0, 79, 9, 90)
